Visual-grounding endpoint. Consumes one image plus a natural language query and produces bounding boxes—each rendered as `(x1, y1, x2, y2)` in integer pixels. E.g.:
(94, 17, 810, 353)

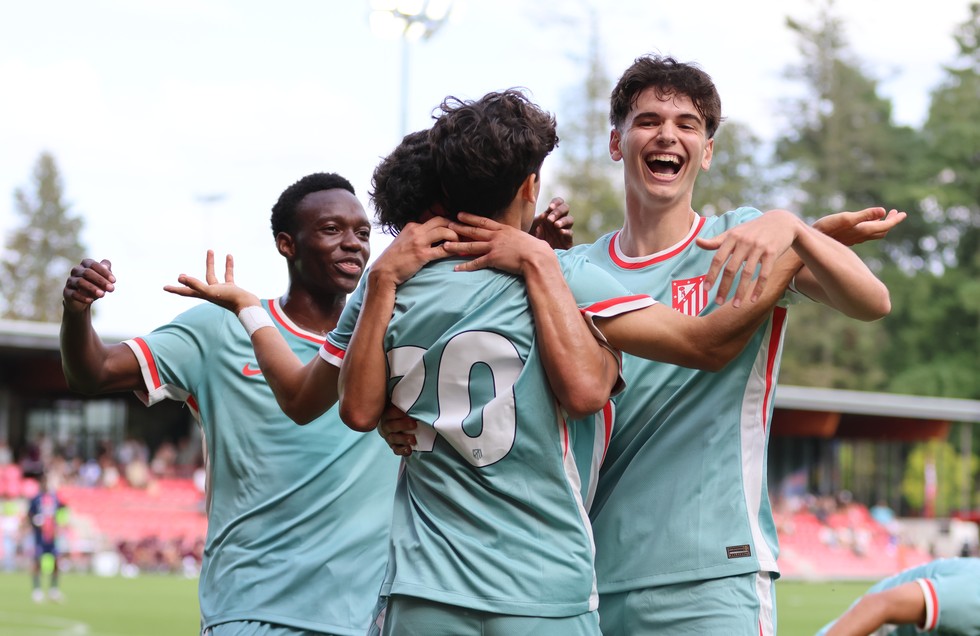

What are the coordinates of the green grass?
(778, 579, 872, 635)
(0, 571, 199, 635)
(0, 572, 872, 635)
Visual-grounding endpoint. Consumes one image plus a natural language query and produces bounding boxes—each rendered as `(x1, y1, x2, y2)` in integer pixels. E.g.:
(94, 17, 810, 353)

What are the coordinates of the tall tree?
(896, 1, 980, 274)
(1, 152, 86, 322)
(878, 3, 980, 400)
(550, 7, 625, 245)
(776, 0, 919, 265)
(774, 0, 906, 389)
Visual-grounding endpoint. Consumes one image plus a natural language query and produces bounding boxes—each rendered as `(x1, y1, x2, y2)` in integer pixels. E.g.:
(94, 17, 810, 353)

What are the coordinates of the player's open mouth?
(646, 153, 682, 177)
(335, 260, 363, 275)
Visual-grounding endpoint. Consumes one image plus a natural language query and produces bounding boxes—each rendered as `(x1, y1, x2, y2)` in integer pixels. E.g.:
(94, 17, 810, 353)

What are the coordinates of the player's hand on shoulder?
(446, 212, 555, 275)
(812, 207, 906, 246)
(378, 404, 416, 457)
(697, 209, 800, 308)
(529, 197, 574, 250)
(63, 258, 116, 312)
(164, 250, 260, 313)
(372, 216, 458, 287)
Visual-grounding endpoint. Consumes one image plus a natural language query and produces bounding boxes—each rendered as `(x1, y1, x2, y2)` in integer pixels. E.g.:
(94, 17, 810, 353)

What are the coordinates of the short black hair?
(270, 172, 355, 237)
(430, 89, 558, 218)
(370, 129, 440, 236)
(610, 55, 723, 138)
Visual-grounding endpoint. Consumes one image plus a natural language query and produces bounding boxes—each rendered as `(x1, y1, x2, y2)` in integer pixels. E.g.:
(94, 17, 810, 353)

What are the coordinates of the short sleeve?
(322, 273, 367, 367)
(123, 303, 224, 406)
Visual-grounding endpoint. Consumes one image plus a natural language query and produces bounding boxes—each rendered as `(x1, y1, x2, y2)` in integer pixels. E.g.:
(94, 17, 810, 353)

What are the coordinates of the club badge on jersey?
(672, 275, 709, 316)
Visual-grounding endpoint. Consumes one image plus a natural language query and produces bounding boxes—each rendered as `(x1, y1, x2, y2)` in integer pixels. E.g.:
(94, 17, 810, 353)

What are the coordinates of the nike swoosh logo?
(242, 363, 263, 377)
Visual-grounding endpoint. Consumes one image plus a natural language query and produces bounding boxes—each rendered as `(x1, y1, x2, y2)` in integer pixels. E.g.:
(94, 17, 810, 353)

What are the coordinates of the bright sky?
(0, 0, 971, 336)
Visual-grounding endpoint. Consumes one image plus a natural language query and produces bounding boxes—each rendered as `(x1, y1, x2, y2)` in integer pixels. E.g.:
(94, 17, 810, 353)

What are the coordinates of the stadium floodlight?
(369, 0, 453, 136)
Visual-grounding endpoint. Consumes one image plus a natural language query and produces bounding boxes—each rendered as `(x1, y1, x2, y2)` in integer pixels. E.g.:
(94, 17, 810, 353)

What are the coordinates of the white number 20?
(387, 331, 523, 467)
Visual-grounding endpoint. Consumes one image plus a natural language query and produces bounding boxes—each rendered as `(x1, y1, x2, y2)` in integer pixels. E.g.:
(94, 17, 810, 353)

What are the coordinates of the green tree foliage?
(901, 439, 978, 516)
(693, 120, 773, 216)
(893, 2, 980, 273)
(550, 10, 624, 245)
(779, 303, 890, 391)
(1, 152, 86, 322)
(876, 4, 980, 399)
(777, 0, 919, 265)
(775, 0, 901, 389)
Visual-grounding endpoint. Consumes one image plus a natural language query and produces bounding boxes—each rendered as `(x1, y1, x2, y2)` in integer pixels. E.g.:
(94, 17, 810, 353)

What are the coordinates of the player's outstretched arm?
(699, 209, 893, 321)
(822, 581, 926, 636)
(60, 258, 145, 395)
(788, 211, 893, 321)
(165, 250, 339, 424)
(445, 213, 620, 419)
(339, 219, 460, 431)
(594, 250, 802, 371)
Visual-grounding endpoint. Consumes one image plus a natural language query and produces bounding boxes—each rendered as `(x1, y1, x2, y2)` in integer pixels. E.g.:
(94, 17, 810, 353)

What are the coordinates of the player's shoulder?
(560, 232, 616, 268)
(152, 300, 241, 336)
(555, 246, 608, 280)
(700, 207, 764, 234)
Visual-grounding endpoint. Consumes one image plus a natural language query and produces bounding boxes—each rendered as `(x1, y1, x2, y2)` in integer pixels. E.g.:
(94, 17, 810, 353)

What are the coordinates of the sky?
(0, 0, 972, 336)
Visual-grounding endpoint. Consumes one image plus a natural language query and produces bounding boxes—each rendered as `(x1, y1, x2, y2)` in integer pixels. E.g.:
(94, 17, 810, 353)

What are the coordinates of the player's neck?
(619, 200, 698, 257)
(278, 288, 346, 335)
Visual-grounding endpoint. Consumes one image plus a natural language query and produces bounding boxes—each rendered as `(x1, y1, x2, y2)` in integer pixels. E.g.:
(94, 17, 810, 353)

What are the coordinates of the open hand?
(372, 216, 458, 286)
(164, 250, 260, 313)
(812, 207, 906, 246)
(445, 212, 553, 275)
(697, 209, 800, 307)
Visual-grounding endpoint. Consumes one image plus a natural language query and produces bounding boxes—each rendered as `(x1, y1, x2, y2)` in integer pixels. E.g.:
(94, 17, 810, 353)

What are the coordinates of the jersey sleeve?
(123, 303, 225, 406)
(928, 561, 980, 633)
(321, 273, 366, 368)
(558, 252, 656, 343)
(558, 252, 656, 395)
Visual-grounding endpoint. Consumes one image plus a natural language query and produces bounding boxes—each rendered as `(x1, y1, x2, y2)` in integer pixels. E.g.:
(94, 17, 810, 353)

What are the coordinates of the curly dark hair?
(270, 172, 356, 237)
(370, 129, 441, 236)
(429, 89, 558, 218)
(610, 55, 723, 138)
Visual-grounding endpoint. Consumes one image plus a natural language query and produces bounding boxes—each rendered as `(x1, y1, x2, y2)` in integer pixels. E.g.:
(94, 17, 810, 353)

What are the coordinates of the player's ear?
(519, 173, 539, 206)
(701, 137, 714, 171)
(609, 128, 624, 162)
(276, 232, 295, 259)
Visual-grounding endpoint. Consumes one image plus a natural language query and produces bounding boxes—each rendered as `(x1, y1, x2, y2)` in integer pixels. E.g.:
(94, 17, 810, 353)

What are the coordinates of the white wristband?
(238, 306, 274, 337)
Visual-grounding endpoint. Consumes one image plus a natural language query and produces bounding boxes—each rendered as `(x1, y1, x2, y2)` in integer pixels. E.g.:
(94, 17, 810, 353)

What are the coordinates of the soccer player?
(815, 557, 980, 635)
(330, 91, 830, 635)
(560, 55, 902, 635)
(27, 473, 66, 603)
(170, 90, 811, 635)
(60, 173, 399, 636)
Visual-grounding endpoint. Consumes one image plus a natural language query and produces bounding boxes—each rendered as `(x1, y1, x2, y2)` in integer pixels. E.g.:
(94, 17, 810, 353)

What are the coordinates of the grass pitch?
(0, 571, 198, 635)
(0, 572, 870, 635)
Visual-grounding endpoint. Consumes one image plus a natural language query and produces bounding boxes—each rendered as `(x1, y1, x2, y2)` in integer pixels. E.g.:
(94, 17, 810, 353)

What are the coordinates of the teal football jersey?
(566, 208, 798, 592)
(326, 253, 653, 617)
(816, 558, 980, 635)
(125, 298, 398, 635)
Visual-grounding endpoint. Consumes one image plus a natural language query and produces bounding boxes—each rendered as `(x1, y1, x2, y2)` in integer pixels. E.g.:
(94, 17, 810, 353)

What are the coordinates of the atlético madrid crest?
(672, 275, 709, 316)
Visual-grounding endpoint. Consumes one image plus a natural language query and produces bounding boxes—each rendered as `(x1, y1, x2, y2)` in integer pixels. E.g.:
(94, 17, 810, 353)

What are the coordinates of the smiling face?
(280, 188, 371, 296)
(610, 87, 713, 216)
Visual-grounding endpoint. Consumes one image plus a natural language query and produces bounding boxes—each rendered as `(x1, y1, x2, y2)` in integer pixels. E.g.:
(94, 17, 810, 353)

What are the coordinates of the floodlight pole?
(369, 1, 453, 139)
